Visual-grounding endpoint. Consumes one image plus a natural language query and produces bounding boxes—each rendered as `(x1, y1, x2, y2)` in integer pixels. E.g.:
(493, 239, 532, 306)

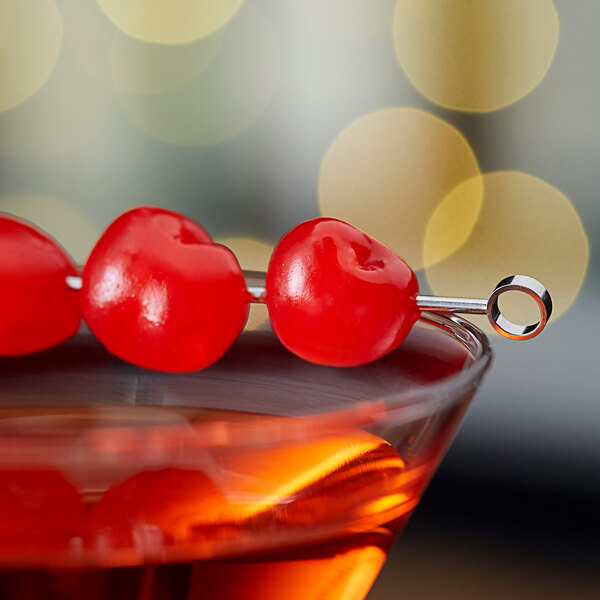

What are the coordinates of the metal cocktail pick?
(66, 273, 552, 341)
(245, 272, 552, 341)
(414, 275, 552, 341)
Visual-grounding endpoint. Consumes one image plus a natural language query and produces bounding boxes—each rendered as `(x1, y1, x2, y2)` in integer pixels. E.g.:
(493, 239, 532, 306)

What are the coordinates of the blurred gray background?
(1, 0, 598, 597)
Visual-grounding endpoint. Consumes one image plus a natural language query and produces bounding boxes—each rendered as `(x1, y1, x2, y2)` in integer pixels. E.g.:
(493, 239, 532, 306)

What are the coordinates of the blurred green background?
(1, 0, 598, 597)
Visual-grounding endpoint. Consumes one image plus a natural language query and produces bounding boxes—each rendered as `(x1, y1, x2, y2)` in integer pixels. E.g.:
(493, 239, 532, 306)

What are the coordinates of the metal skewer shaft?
(241, 273, 553, 340)
(67, 273, 552, 341)
(415, 295, 488, 314)
(65, 272, 267, 299)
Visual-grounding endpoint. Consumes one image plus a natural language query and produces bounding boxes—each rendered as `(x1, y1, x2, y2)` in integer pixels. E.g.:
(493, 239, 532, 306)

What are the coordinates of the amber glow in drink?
(0, 405, 450, 600)
(0, 320, 489, 599)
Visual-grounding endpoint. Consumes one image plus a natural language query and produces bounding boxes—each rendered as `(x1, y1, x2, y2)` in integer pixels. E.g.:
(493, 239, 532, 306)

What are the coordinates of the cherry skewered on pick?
(265, 217, 420, 367)
(0, 215, 80, 356)
(81, 206, 249, 373)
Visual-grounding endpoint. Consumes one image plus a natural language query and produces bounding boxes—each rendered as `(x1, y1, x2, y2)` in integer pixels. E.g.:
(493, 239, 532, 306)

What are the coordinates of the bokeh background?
(1, 0, 598, 597)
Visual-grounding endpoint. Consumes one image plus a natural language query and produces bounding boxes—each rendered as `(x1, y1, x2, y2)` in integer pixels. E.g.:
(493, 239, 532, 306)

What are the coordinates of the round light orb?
(425, 171, 589, 332)
(0, 0, 62, 113)
(0, 50, 113, 159)
(318, 107, 482, 270)
(423, 174, 484, 268)
(62, 0, 223, 95)
(119, 3, 279, 147)
(96, 0, 244, 45)
(393, 0, 560, 112)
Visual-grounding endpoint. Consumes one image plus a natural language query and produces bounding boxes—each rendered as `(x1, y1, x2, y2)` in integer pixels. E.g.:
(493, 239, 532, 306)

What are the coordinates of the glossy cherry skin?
(83, 467, 230, 552)
(266, 218, 420, 367)
(82, 206, 249, 372)
(84, 468, 228, 550)
(0, 215, 80, 356)
(0, 469, 84, 555)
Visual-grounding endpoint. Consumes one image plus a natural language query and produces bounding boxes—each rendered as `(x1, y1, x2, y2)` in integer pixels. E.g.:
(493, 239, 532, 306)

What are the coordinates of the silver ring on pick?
(416, 274, 552, 341)
(65, 272, 552, 341)
(486, 275, 552, 340)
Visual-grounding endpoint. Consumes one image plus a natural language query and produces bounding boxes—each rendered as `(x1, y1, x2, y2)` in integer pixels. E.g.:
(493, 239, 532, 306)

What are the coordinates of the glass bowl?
(0, 312, 491, 600)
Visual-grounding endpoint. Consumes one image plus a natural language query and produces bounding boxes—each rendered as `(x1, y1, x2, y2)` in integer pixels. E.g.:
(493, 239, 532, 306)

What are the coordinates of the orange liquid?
(0, 407, 438, 600)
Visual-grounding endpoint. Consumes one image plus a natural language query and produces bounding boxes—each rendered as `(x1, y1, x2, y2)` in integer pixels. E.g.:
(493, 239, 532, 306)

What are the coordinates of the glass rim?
(307, 311, 493, 434)
(383, 310, 492, 415)
(0, 313, 492, 462)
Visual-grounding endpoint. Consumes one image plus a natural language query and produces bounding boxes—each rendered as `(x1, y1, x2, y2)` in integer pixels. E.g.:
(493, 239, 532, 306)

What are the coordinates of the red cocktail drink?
(0, 315, 490, 599)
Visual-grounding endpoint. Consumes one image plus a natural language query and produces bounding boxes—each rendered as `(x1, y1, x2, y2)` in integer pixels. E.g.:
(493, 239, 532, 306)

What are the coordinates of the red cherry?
(0, 215, 80, 356)
(84, 468, 229, 550)
(266, 218, 419, 366)
(82, 206, 249, 372)
(0, 469, 84, 555)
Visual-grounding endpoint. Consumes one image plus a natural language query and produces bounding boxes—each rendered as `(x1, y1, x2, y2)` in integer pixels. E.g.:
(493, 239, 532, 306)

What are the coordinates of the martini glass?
(0, 304, 491, 599)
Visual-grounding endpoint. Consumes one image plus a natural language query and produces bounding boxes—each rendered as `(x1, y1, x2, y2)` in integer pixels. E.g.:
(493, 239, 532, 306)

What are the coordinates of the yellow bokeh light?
(425, 172, 589, 332)
(0, 50, 113, 158)
(62, 0, 223, 95)
(217, 237, 273, 272)
(110, 33, 222, 97)
(0, 0, 62, 113)
(423, 175, 484, 268)
(217, 237, 274, 332)
(285, 0, 395, 40)
(393, 0, 560, 112)
(96, 0, 244, 45)
(318, 107, 482, 270)
(0, 194, 100, 264)
(119, 3, 280, 147)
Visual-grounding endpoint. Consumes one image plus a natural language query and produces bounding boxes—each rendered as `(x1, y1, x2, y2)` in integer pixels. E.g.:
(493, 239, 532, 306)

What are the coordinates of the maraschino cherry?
(82, 207, 249, 372)
(265, 218, 420, 367)
(0, 215, 80, 356)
